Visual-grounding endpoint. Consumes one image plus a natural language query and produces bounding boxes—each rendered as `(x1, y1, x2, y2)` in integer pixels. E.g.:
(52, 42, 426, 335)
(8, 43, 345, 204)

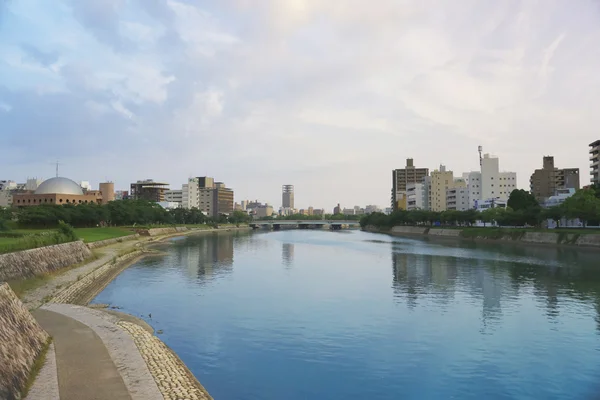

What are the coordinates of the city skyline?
(2, 1, 600, 208)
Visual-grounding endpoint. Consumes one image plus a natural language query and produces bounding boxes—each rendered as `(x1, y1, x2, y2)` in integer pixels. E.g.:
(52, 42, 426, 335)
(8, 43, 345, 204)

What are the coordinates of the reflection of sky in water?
(94, 230, 600, 400)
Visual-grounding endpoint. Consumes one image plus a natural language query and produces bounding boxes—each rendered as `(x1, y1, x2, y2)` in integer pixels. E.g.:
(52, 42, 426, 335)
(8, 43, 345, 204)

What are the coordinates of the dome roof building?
(35, 177, 84, 195)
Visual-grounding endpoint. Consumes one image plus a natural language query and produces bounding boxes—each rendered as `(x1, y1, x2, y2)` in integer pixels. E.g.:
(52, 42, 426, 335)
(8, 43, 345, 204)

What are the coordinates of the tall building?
(282, 185, 294, 208)
(182, 176, 233, 217)
(446, 187, 470, 211)
(130, 179, 169, 202)
(530, 156, 580, 202)
(429, 165, 455, 212)
(333, 203, 342, 215)
(392, 158, 429, 210)
(465, 152, 517, 209)
(590, 140, 600, 185)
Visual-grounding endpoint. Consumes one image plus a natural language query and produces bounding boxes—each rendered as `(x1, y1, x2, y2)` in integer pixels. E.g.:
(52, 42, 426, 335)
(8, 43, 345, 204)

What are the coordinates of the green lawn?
(73, 227, 133, 243)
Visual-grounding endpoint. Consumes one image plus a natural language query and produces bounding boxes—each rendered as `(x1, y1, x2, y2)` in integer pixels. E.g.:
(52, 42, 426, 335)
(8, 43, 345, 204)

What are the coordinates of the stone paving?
(118, 321, 212, 400)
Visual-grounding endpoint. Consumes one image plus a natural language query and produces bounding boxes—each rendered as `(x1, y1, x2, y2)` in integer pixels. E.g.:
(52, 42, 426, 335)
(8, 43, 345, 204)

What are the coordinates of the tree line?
(0, 200, 252, 229)
(361, 187, 600, 229)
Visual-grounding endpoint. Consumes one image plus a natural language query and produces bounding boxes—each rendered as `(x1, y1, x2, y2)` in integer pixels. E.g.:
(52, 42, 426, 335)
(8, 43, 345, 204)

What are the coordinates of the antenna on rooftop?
(49, 160, 62, 177)
(478, 146, 483, 167)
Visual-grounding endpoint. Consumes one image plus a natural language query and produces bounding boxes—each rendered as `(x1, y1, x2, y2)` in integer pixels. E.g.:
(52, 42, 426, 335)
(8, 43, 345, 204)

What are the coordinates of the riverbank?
(3, 226, 249, 398)
(365, 225, 600, 249)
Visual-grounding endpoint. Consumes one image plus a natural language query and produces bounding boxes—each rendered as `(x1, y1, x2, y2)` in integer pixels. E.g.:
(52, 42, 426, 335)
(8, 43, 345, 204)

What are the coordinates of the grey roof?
(35, 177, 84, 195)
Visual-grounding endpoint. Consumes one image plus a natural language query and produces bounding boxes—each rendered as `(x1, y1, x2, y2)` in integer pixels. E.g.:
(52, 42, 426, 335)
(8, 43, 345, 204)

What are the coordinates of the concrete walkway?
(32, 309, 131, 400)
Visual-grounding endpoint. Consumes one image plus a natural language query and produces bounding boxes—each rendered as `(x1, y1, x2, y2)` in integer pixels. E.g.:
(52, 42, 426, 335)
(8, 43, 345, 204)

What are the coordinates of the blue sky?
(1, 0, 600, 210)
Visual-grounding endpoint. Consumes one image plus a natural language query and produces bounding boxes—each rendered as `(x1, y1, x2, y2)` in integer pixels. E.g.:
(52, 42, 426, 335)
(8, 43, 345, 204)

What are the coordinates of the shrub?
(57, 220, 78, 241)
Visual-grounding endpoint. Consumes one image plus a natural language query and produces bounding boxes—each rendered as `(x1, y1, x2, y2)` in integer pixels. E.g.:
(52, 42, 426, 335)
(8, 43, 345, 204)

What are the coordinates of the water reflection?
(392, 239, 600, 332)
(282, 242, 294, 268)
(169, 232, 240, 282)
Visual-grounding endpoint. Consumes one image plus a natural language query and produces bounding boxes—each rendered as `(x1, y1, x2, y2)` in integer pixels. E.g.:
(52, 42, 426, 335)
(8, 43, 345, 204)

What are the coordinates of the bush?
(57, 220, 78, 241)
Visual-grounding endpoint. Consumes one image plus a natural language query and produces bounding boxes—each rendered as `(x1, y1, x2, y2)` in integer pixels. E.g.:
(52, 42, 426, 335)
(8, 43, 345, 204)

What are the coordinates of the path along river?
(93, 230, 600, 400)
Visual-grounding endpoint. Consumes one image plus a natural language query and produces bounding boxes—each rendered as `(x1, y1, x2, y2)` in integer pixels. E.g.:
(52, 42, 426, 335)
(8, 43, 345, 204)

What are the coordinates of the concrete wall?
(574, 234, 600, 247)
(0, 283, 49, 399)
(390, 226, 429, 235)
(520, 232, 559, 244)
(138, 227, 190, 237)
(0, 241, 92, 281)
(86, 234, 139, 249)
(428, 229, 462, 237)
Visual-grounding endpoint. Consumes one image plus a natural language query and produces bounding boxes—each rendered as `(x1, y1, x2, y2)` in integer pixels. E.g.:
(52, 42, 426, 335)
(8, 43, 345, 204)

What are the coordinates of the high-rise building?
(406, 182, 426, 210)
(530, 156, 580, 202)
(182, 177, 233, 217)
(429, 165, 455, 212)
(392, 158, 429, 210)
(282, 185, 294, 208)
(590, 140, 600, 185)
(130, 179, 169, 202)
(465, 152, 517, 209)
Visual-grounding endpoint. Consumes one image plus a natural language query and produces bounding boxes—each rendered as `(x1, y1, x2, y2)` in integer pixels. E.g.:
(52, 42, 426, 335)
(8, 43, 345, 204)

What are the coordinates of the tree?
(507, 189, 539, 211)
(542, 205, 564, 228)
(562, 189, 600, 227)
(228, 210, 250, 225)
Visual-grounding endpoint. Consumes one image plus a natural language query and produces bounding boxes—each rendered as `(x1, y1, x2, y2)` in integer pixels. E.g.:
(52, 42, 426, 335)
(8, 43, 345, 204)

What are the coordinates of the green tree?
(562, 189, 600, 226)
(541, 205, 565, 228)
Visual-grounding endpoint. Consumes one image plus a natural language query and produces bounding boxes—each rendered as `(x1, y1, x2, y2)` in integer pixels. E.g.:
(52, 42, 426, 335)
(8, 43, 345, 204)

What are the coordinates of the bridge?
(249, 220, 361, 231)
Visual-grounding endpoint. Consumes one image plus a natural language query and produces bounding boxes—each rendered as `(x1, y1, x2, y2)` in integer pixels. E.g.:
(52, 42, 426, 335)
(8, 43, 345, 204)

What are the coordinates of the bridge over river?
(249, 220, 360, 230)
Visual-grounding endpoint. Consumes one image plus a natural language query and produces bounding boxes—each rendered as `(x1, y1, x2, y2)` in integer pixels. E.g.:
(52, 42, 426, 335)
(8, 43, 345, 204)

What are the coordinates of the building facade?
(590, 140, 600, 185)
(465, 153, 517, 209)
(392, 158, 429, 210)
(429, 165, 455, 212)
(446, 187, 470, 211)
(530, 156, 580, 202)
(282, 185, 294, 209)
(406, 182, 426, 210)
(165, 189, 183, 204)
(13, 177, 104, 207)
(99, 182, 115, 202)
(130, 180, 169, 202)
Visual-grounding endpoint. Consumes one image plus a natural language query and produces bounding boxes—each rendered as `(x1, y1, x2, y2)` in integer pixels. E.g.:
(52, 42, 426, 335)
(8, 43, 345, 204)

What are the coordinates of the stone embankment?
(119, 321, 212, 400)
(86, 234, 139, 249)
(0, 283, 49, 399)
(381, 226, 600, 248)
(0, 241, 92, 281)
(51, 250, 145, 305)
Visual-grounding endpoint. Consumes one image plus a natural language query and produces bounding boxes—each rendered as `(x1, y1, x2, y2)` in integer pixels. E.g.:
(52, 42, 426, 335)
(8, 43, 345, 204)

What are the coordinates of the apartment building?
(428, 165, 455, 212)
(465, 153, 517, 209)
(392, 158, 429, 210)
(181, 177, 233, 217)
(591, 140, 600, 185)
(406, 182, 427, 210)
(530, 156, 580, 202)
(165, 189, 183, 205)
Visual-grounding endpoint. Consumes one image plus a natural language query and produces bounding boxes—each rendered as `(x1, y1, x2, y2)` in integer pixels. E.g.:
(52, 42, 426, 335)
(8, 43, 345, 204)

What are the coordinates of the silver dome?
(35, 177, 84, 195)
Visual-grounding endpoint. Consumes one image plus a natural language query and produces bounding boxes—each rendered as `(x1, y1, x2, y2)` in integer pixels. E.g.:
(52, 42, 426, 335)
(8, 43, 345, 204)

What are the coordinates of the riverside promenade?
(17, 228, 235, 400)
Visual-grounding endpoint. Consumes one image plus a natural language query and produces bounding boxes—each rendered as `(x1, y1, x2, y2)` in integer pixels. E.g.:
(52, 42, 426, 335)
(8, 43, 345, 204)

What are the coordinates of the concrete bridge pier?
(273, 224, 281, 231)
(330, 224, 342, 230)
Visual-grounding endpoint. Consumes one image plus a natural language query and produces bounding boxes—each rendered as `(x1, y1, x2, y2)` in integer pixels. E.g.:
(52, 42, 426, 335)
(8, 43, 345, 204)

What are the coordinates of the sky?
(1, 0, 600, 211)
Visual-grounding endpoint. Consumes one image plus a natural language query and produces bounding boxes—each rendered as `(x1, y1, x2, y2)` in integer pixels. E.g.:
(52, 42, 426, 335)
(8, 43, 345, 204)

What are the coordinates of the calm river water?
(93, 230, 600, 400)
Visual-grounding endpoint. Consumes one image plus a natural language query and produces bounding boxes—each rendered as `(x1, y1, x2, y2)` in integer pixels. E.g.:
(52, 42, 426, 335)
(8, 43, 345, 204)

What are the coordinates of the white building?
(365, 205, 381, 214)
(80, 181, 92, 192)
(157, 201, 181, 209)
(465, 153, 517, 209)
(406, 182, 426, 210)
(446, 187, 470, 211)
(165, 189, 183, 207)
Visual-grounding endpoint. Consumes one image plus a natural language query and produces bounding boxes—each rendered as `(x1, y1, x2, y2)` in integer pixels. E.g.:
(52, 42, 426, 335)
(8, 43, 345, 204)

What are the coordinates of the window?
(59, 199, 63, 203)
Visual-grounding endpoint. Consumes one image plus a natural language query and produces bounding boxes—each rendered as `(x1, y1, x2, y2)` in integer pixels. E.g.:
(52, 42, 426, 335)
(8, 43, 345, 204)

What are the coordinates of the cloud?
(2, 0, 600, 209)
(20, 43, 59, 67)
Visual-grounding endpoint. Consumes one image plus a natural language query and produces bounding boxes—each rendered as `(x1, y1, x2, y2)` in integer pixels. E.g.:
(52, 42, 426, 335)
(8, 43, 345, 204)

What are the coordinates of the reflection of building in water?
(392, 252, 457, 308)
(282, 242, 294, 268)
(176, 234, 234, 281)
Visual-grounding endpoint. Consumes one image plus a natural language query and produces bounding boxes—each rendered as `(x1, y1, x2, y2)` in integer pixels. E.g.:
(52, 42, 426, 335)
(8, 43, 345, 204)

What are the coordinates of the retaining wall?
(574, 234, 600, 247)
(87, 234, 139, 249)
(390, 226, 429, 235)
(0, 241, 92, 281)
(0, 283, 49, 399)
(138, 227, 190, 237)
(428, 229, 462, 237)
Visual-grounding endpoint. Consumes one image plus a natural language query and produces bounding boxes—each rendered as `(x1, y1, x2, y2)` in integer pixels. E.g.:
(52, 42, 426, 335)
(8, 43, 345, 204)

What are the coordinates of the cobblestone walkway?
(119, 321, 212, 400)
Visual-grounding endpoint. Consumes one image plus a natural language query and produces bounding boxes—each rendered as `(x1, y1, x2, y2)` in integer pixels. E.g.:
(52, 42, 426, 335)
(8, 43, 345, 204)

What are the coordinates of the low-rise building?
(13, 177, 104, 207)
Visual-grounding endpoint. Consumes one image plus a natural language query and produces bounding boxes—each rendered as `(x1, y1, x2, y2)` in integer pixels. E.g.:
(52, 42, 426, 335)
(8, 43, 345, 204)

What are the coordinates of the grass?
(7, 250, 100, 297)
(72, 227, 133, 243)
(20, 337, 52, 399)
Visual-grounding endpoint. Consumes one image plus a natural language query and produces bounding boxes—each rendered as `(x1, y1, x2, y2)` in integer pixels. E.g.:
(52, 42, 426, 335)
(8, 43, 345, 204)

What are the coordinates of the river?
(92, 230, 600, 400)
